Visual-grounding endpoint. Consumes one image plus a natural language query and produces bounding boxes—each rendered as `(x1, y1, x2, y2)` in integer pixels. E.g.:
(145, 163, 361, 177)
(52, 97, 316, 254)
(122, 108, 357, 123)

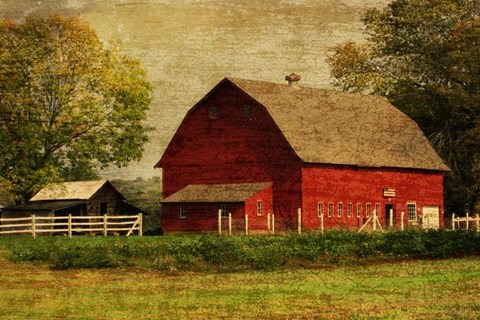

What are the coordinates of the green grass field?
(0, 252, 479, 319)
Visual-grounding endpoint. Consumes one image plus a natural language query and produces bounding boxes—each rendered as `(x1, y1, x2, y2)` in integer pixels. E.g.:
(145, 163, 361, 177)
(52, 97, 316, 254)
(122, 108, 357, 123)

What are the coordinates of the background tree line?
(328, 0, 480, 214)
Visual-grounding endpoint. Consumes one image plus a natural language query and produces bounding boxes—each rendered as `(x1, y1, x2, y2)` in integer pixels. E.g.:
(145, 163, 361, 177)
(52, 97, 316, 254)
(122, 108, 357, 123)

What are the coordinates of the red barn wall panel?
(301, 165, 445, 230)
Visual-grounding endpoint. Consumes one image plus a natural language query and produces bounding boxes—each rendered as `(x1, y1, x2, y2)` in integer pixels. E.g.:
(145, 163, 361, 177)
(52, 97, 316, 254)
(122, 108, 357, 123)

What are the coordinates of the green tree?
(327, 0, 480, 214)
(0, 15, 152, 203)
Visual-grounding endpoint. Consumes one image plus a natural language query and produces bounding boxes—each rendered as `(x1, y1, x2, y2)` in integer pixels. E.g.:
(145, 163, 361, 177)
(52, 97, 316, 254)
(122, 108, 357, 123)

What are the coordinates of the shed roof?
(224, 78, 449, 171)
(162, 182, 271, 203)
(3, 200, 86, 212)
(30, 180, 123, 201)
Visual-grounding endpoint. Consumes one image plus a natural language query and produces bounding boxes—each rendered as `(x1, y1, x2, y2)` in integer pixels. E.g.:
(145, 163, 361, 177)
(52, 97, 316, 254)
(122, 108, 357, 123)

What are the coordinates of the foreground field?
(0, 254, 479, 320)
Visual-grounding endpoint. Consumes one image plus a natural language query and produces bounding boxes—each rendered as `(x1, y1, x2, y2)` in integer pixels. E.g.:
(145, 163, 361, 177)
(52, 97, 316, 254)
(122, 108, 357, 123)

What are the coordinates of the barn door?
(422, 206, 440, 230)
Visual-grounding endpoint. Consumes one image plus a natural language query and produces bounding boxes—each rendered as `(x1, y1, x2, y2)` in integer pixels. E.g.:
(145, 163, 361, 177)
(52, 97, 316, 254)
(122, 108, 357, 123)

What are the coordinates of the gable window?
(209, 105, 217, 119)
(221, 204, 228, 218)
(257, 201, 263, 216)
(328, 203, 333, 218)
(347, 203, 352, 218)
(100, 203, 108, 215)
(407, 203, 417, 221)
(243, 104, 250, 115)
(180, 205, 187, 219)
(366, 204, 371, 217)
(337, 203, 343, 218)
(317, 202, 324, 217)
(357, 204, 362, 218)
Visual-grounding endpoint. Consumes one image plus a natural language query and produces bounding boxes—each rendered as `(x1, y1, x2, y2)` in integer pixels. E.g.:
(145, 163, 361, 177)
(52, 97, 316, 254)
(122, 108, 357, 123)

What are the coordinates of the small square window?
(209, 105, 217, 119)
(180, 205, 187, 219)
(407, 203, 416, 221)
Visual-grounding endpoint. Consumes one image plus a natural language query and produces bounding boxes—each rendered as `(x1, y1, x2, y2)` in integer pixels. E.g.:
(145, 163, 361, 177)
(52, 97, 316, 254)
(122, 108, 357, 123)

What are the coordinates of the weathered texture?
(30, 180, 121, 201)
(157, 77, 446, 232)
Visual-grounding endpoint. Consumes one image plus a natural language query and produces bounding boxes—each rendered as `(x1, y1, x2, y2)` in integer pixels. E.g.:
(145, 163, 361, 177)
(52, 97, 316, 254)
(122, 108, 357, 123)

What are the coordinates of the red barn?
(155, 76, 449, 233)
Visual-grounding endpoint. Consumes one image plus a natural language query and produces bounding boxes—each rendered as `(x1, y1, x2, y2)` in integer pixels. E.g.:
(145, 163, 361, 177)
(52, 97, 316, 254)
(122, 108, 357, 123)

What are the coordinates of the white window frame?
(366, 203, 371, 217)
(180, 205, 187, 219)
(356, 203, 362, 218)
(337, 203, 343, 218)
(347, 203, 352, 218)
(317, 202, 324, 217)
(375, 204, 380, 217)
(328, 203, 333, 218)
(221, 204, 228, 218)
(407, 203, 417, 221)
(257, 200, 263, 216)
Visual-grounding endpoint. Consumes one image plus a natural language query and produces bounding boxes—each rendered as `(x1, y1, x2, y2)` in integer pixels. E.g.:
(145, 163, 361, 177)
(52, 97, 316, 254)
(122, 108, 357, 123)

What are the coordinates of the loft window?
(407, 203, 417, 221)
(209, 105, 217, 119)
(317, 202, 324, 217)
(347, 203, 352, 218)
(337, 203, 343, 218)
(257, 201, 263, 216)
(357, 204, 362, 218)
(100, 203, 108, 215)
(221, 204, 228, 218)
(243, 104, 250, 115)
(328, 203, 333, 218)
(180, 205, 187, 219)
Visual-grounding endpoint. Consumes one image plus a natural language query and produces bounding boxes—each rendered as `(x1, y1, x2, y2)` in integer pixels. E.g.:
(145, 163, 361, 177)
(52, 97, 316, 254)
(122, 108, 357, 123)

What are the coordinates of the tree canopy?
(0, 15, 152, 203)
(328, 0, 480, 214)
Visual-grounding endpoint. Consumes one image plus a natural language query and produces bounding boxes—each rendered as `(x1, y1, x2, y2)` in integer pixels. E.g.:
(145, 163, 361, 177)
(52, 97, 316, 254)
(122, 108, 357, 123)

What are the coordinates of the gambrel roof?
(162, 182, 271, 203)
(226, 78, 449, 171)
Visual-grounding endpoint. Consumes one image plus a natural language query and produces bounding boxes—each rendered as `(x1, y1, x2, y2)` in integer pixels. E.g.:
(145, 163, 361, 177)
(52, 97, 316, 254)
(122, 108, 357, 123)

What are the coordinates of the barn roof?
(162, 182, 271, 203)
(225, 78, 449, 171)
(30, 180, 123, 201)
(3, 200, 86, 212)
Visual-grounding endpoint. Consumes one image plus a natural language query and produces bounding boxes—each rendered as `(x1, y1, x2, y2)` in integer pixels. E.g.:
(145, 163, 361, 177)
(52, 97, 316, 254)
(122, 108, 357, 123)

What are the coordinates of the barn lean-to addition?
(156, 76, 449, 233)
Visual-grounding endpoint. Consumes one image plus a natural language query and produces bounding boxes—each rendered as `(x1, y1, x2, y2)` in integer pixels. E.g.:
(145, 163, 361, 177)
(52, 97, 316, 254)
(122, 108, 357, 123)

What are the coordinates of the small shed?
(2, 180, 143, 219)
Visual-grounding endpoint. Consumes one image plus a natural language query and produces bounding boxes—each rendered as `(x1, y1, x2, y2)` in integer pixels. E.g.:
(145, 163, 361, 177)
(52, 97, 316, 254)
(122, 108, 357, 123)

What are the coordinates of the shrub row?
(2, 229, 479, 271)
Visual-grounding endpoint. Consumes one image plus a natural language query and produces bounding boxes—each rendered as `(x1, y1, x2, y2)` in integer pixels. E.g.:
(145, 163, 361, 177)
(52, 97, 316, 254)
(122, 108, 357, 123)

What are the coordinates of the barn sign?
(383, 188, 396, 198)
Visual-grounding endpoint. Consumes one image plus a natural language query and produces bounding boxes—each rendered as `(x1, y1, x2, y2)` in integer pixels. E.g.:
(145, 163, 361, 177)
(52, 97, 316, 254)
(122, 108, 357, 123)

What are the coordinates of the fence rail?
(0, 214, 143, 238)
(451, 213, 480, 232)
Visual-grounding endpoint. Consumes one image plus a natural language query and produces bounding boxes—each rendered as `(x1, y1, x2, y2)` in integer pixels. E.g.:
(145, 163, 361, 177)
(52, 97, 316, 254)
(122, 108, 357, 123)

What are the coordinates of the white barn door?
(422, 206, 440, 230)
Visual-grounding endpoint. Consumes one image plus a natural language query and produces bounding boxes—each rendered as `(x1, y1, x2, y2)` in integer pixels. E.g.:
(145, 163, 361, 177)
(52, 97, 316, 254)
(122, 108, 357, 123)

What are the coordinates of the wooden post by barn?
(401, 211, 405, 231)
(31, 215, 36, 239)
(103, 214, 108, 237)
(267, 212, 271, 234)
(68, 214, 72, 238)
(372, 210, 377, 231)
(272, 213, 275, 235)
(452, 213, 455, 230)
(389, 209, 393, 228)
(228, 213, 232, 236)
(298, 208, 302, 235)
(466, 213, 470, 230)
(218, 209, 222, 235)
(320, 213, 324, 234)
(476, 214, 479, 233)
(245, 214, 249, 236)
(138, 213, 143, 236)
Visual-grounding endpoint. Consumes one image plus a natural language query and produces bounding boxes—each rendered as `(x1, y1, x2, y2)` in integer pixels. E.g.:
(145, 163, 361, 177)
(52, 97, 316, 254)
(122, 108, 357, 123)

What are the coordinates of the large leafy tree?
(327, 0, 480, 214)
(0, 15, 152, 203)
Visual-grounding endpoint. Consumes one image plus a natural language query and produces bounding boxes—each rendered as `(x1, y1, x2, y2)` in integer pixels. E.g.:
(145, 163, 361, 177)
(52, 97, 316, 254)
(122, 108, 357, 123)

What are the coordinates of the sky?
(0, 0, 389, 180)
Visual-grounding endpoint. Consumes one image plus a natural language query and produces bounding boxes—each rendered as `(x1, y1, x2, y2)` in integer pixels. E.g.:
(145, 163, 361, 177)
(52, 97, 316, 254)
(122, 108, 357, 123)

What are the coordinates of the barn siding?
(301, 165, 445, 229)
(160, 82, 302, 228)
(86, 185, 123, 216)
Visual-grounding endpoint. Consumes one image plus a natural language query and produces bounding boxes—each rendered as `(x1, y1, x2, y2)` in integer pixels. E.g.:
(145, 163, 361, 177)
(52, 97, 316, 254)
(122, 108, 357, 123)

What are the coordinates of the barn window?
(180, 205, 187, 219)
(100, 203, 108, 215)
(221, 204, 228, 218)
(337, 203, 343, 217)
(209, 105, 218, 119)
(243, 104, 250, 115)
(328, 203, 333, 217)
(366, 204, 371, 217)
(317, 202, 324, 217)
(347, 203, 352, 218)
(375, 204, 380, 217)
(407, 203, 417, 221)
(257, 201, 263, 216)
(357, 204, 362, 218)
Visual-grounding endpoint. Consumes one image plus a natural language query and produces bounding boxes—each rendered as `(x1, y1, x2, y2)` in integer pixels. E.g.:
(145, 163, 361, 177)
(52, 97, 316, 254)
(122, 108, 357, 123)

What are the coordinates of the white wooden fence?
(451, 213, 480, 232)
(0, 214, 143, 238)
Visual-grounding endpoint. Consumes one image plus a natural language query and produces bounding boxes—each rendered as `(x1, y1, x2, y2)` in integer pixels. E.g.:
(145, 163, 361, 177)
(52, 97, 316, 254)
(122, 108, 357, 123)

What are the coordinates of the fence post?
(272, 213, 275, 235)
(228, 213, 232, 236)
(31, 215, 36, 239)
(466, 213, 470, 230)
(218, 209, 222, 236)
(138, 213, 143, 236)
(68, 214, 72, 238)
(245, 214, 249, 236)
(298, 208, 302, 235)
(452, 213, 455, 230)
(401, 211, 404, 231)
(267, 212, 271, 234)
(103, 214, 108, 237)
(320, 213, 324, 234)
(476, 214, 479, 233)
(373, 210, 377, 231)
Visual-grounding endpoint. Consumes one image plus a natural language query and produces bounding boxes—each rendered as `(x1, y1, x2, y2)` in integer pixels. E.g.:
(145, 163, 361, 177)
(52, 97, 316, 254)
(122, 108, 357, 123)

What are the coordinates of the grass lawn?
(0, 253, 479, 320)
